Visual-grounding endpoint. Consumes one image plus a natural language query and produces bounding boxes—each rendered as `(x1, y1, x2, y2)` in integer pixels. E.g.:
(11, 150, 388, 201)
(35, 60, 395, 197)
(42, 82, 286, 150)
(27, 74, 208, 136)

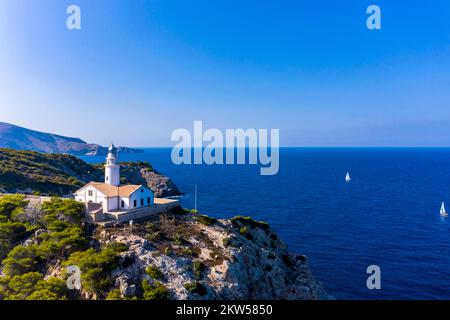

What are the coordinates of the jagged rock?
(121, 164, 182, 198)
(23, 239, 34, 247)
(34, 229, 46, 237)
(98, 213, 326, 300)
(141, 170, 181, 198)
(115, 276, 136, 297)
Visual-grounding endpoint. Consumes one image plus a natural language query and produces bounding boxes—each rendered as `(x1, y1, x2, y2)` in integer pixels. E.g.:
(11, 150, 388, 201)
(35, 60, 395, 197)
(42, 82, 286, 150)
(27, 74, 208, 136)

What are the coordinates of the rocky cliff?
(92, 212, 325, 300)
(120, 162, 182, 198)
(0, 196, 324, 300)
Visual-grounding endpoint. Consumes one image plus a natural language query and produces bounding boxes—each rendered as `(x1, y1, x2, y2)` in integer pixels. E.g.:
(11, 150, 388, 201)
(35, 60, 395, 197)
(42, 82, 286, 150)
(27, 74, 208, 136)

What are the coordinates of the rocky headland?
(0, 148, 181, 197)
(94, 213, 325, 300)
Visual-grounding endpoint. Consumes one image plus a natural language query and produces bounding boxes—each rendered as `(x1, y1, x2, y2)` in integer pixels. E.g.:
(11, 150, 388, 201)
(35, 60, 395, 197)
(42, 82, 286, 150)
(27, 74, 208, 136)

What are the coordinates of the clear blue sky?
(0, 0, 449, 146)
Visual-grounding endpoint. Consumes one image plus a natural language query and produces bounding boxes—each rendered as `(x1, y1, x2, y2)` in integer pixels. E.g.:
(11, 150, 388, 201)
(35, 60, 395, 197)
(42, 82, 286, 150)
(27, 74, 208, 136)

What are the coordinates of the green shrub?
(231, 215, 270, 231)
(2, 245, 39, 277)
(184, 281, 207, 296)
(27, 277, 69, 300)
(182, 247, 194, 256)
(0, 195, 29, 218)
(142, 280, 170, 300)
(172, 233, 182, 245)
(36, 225, 87, 259)
(106, 289, 123, 300)
(41, 198, 85, 225)
(1, 272, 69, 300)
(222, 238, 230, 247)
(194, 214, 217, 226)
(239, 226, 253, 241)
(192, 260, 204, 280)
(107, 242, 128, 253)
(145, 266, 164, 280)
(239, 226, 248, 235)
(147, 231, 163, 242)
(0, 195, 31, 260)
(4, 272, 43, 299)
(63, 243, 127, 294)
(0, 221, 28, 260)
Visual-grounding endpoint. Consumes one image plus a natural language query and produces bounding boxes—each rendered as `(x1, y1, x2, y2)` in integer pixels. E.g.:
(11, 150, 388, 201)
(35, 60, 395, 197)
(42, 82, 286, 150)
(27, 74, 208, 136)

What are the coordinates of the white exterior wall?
(74, 186, 108, 211)
(107, 196, 120, 211)
(105, 165, 120, 186)
(129, 187, 154, 210)
(119, 197, 131, 210)
(75, 185, 154, 213)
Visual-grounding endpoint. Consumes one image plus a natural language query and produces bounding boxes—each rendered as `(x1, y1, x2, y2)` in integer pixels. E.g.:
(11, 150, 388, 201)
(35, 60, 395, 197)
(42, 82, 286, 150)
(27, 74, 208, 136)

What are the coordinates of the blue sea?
(82, 148, 450, 300)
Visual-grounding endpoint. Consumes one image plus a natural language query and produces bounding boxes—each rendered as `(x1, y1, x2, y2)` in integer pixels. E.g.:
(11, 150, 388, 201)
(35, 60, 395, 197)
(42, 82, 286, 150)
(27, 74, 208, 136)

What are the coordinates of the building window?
(88, 190, 93, 196)
(121, 200, 124, 208)
(141, 189, 144, 193)
(147, 197, 150, 205)
(134, 200, 137, 207)
(140, 199, 144, 206)
(106, 176, 109, 181)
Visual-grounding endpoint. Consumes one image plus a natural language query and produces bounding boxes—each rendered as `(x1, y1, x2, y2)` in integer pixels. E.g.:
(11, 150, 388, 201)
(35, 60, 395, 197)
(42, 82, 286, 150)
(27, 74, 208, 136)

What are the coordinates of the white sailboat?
(440, 202, 448, 217)
(345, 172, 351, 182)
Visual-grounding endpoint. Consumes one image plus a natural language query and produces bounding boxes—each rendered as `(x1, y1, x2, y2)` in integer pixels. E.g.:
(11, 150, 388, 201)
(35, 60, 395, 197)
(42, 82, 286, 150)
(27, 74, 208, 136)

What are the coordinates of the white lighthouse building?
(105, 143, 120, 186)
(74, 143, 154, 214)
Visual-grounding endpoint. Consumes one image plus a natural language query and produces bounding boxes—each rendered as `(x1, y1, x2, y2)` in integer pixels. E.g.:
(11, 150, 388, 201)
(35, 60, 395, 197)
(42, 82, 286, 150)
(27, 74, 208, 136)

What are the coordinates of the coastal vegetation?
(0, 149, 101, 195)
(145, 265, 164, 280)
(194, 214, 218, 226)
(0, 195, 86, 299)
(0, 194, 323, 300)
(230, 215, 270, 231)
(142, 280, 170, 300)
(0, 148, 180, 197)
(63, 243, 128, 294)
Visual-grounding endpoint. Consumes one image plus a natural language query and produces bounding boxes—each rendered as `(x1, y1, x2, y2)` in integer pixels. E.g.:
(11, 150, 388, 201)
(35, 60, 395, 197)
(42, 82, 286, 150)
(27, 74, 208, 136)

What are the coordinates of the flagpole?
(194, 184, 197, 213)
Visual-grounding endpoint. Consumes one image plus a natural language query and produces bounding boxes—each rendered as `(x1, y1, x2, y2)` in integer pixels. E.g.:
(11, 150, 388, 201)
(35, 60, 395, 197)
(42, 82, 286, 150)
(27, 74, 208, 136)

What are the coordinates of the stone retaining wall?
(111, 201, 180, 223)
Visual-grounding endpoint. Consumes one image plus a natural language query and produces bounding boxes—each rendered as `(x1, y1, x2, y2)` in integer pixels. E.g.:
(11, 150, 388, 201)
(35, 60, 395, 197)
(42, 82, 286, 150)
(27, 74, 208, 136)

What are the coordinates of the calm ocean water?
(82, 148, 450, 300)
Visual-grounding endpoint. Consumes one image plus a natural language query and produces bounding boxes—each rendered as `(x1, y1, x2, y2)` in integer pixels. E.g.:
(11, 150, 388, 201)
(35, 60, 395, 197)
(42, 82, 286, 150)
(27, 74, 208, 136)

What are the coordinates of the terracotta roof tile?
(85, 182, 144, 197)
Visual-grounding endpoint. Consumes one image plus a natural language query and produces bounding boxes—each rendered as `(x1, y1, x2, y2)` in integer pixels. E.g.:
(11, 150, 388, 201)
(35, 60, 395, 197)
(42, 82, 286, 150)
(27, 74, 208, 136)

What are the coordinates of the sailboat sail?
(345, 172, 351, 182)
(440, 202, 447, 216)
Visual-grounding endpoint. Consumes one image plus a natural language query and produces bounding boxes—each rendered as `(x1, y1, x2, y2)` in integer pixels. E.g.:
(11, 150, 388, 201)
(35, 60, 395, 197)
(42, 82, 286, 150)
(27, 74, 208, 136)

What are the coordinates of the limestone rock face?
(140, 170, 181, 198)
(119, 164, 182, 198)
(97, 213, 326, 300)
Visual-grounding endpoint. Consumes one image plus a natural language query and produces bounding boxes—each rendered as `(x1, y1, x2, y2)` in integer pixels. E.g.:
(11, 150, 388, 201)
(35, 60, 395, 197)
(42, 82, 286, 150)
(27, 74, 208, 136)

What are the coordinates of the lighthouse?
(105, 143, 120, 186)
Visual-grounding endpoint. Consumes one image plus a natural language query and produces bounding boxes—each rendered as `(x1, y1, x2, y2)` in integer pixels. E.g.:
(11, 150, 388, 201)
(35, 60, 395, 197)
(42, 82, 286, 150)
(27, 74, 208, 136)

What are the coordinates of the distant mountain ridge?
(0, 122, 142, 156)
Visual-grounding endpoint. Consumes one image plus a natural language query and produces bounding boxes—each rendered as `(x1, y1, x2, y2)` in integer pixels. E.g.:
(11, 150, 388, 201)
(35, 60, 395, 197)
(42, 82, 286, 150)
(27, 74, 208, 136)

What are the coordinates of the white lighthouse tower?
(105, 143, 120, 186)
